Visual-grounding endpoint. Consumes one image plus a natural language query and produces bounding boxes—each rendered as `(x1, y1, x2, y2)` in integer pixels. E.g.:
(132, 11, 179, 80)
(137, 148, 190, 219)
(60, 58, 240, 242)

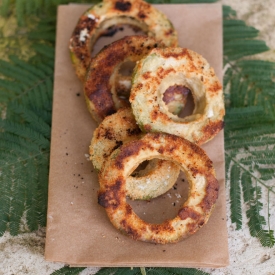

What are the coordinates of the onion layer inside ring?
(98, 133, 219, 244)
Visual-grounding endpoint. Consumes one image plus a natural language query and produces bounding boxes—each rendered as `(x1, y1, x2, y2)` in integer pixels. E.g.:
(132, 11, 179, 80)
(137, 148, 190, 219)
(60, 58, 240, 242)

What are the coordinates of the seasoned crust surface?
(130, 47, 225, 145)
(90, 108, 180, 200)
(98, 133, 219, 244)
(84, 35, 162, 123)
(69, 0, 178, 82)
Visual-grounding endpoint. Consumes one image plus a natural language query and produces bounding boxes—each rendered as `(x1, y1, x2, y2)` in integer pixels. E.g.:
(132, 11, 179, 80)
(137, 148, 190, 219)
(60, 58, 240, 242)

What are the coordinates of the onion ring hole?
(127, 170, 189, 224)
(90, 108, 180, 200)
(92, 25, 145, 104)
(91, 24, 145, 57)
(162, 84, 194, 117)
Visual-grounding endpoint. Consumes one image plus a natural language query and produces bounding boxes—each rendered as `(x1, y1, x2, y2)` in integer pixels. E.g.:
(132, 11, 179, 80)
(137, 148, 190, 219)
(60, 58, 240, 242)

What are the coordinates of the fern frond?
(146, 267, 210, 275)
(0, 167, 12, 235)
(224, 61, 275, 111)
(9, 55, 50, 79)
(257, 168, 275, 181)
(241, 150, 275, 166)
(0, 59, 38, 84)
(0, 120, 49, 148)
(223, 5, 236, 19)
(237, 60, 275, 80)
(35, 156, 49, 225)
(225, 106, 268, 122)
(0, 0, 11, 16)
(223, 20, 259, 40)
(226, 160, 275, 246)
(9, 166, 26, 235)
(8, 104, 51, 137)
(229, 164, 242, 229)
(1, 137, 43, 162)
(224, 38, 269, 62)
(0, 115, 50, 235)
(225, 122, 275, 140)
(225, 136, 275, 151)
(95, 267, 140, 275)
(0, 57, 52, 236)
(223, 10, 269, 63)
(50, 266, 86, 275)
(256, 230, 275, 248)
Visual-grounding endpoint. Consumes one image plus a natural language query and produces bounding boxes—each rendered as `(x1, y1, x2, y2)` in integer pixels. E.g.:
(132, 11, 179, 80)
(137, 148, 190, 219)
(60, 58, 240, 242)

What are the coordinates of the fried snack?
(69, 0, 178, 82)
(98, 133, 219, 244)
(130, 47, 225, 145)
(84, 35, 162, 123)
(90, 108, 180, 200)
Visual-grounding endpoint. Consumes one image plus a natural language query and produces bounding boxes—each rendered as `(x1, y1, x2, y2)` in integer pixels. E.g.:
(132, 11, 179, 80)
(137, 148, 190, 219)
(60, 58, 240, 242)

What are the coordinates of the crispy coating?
(130, 47, 225, 145)
(90, 108, 180, 200)
(69, 0, 178, 82)
(98, 133, 219, 244)
(84, 35, 162, 123)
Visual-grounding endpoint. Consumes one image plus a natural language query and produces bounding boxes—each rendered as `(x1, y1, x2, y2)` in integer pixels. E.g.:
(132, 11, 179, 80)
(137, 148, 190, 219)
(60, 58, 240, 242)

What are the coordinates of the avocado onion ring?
(69, 0, 178, 82)
(84, 35, 163, 123)
(90, 108, 180, 200)
(130, 47, 225, 145)
(98, 133, 219, 244)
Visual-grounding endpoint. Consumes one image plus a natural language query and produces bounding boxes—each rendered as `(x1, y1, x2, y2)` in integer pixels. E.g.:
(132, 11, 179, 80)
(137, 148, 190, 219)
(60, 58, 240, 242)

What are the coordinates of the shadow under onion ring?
(69, 0, 178, 82)
(98, 133, 219, 244)
(90, 108, 180, 200)
(130, 47, 225, 145)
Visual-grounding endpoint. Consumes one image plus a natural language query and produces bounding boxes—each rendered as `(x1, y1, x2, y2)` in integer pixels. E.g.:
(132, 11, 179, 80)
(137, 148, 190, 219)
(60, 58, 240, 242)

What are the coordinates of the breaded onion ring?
(84, 35, 162, 123)
(69, 0, 178, 82)
(90, 108, 180, 200)
(130, 47, 225, 145)
(98, 133, 219, 244)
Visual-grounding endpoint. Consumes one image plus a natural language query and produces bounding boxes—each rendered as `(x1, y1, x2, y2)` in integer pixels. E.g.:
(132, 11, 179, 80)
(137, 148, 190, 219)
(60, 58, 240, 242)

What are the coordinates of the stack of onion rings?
(69, 0, 224, 244)
(84, 35, 189, 123)
(69, 0, 178, 82)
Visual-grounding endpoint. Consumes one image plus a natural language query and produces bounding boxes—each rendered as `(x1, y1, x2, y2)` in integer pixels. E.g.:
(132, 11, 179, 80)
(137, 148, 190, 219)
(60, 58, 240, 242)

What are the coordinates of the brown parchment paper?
(45, 3, 229, 268)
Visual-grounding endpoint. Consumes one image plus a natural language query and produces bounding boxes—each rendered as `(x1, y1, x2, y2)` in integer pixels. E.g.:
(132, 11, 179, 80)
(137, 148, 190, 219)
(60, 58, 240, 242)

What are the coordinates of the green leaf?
(229, 164, 242, 229)
(95, 267, 140, 275)
(256, 230, 275, 248)
(50, 266, 86, 275)
(223, 5, 236, 19)
(146, 267, 210, 275)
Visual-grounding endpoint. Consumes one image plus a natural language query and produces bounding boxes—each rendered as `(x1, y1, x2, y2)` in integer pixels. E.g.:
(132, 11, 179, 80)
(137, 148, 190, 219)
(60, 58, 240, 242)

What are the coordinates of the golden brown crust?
(69, 0, 178, 82)
(90, 108, 180, 200)
(98, 133, 219, 244)
(84, 35, 162, 123)
(130, 47, 225, 145)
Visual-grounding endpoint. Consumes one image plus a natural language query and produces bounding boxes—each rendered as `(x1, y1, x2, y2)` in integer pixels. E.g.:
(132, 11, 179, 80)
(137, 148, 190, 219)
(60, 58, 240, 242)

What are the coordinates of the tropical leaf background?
(0, 0, 275, 274)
